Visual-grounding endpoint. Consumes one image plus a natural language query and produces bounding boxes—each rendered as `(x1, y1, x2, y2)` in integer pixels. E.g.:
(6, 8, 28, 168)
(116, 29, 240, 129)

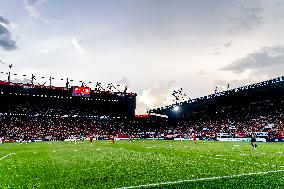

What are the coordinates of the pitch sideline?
(116, 169, 284, 189)
(0, 153, 16, 161)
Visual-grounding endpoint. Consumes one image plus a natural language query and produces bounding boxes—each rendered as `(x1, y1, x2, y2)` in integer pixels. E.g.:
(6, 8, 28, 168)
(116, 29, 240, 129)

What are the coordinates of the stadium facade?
(149, 76, 284, 141)
(0, 81, 136, 118)
(150, 76, 284, 118)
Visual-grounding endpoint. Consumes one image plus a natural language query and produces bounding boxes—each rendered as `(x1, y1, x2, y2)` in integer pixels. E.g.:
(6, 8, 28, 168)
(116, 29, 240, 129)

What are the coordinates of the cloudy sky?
(1, 0, 284, 113)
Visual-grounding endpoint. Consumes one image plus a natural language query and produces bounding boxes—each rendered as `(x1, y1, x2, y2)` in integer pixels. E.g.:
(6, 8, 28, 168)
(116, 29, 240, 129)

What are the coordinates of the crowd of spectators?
(156, 99, 284, 140)
(1, 83, 284, 142)
(1, 101, 284, 141)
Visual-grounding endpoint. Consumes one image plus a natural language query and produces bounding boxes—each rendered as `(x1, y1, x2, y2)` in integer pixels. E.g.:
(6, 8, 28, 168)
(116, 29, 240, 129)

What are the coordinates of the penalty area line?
(0, 153, 16, 161)
(116, 169, 284, 189)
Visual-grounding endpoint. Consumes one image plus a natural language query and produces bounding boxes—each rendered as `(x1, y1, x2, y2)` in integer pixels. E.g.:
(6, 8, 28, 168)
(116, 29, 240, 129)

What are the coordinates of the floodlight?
(173, 106, 180, 112)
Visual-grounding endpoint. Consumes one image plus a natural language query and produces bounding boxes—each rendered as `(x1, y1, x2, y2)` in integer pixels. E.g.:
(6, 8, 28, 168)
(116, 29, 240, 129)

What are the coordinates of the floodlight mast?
(172, 88, 188, 103)
(80, 81, 90, 88)
(95, 82, 105, 91)
(123, 86, 128, 94)
(1, 65, 127, 93)
(65, 78, 69, 88)
(30, 74, 35, 85)
(8, 64, 12, 83)
(107, 83, 121, 92)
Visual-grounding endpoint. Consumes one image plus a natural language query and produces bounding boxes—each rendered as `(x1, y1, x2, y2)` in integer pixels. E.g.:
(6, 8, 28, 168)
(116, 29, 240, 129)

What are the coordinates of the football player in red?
(90, 134, 94, 145)
(193, 132, 197, 144)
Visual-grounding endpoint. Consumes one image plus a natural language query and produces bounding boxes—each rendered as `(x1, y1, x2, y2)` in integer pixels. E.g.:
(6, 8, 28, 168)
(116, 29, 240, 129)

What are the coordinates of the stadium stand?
(1, 76, 284, 142)
(0, 80, 136, 142)
(149, 76, 284, 141)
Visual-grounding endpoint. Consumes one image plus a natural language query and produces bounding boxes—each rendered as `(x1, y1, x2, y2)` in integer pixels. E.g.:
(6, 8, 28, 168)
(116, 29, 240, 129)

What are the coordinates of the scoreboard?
(72, 86, 90, 97)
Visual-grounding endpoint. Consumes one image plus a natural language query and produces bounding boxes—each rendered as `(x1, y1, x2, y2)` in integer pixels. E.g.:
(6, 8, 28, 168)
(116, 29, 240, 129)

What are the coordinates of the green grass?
(0, 140, 284, 189)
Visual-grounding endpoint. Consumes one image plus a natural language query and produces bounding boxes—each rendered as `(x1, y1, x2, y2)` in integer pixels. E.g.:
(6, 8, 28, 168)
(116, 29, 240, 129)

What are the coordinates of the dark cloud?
(228, 6, 263, 33)
(221, 46, 284, 73)
(0, 16, 10, 25)
(0, 16, 17, 51)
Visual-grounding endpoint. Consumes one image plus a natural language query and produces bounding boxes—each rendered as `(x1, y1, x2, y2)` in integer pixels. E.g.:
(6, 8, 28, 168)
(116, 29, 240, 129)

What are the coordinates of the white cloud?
(23, 0, 49, 24)
(40, 49, 49, 54)
(71, 37, 86, 55)
(209, 40, 232, 55)
(224, 40, 232, 48)
(23, 0, 66, 24)
(9, 22, 19, 30)
(113, 77, 130, 92)
(0, 59, 6, 65)
(137, 81, 180, 114)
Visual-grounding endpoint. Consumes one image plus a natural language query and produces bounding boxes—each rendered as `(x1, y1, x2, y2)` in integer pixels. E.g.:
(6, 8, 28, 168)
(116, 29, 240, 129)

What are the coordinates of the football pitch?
(0, 140, 284, 189)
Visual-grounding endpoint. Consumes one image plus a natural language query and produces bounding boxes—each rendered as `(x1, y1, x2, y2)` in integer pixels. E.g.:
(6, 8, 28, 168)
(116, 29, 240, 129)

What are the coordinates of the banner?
(217, 132, 268, 137)
(217, 133, 231, 137)
(217, 138, 266, 142)
(254, 132, 268, 137)
(72, 86, 90, 97)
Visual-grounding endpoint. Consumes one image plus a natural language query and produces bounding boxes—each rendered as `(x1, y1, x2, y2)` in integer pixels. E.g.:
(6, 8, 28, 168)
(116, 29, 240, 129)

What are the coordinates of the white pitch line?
(116, 170, 284, 189)
(0, 153, 15, 161)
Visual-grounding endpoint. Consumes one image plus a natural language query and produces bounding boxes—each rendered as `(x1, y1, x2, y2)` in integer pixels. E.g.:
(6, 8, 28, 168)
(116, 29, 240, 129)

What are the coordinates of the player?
(251, 134, 257, 150)
(193, 132, 197, 144)
(110, 135, 115, 144)
(129, 135, 132, 143)
(90, 134, 94, 145)
(73, 135, 78, 145)
(179, 135, 183, 142)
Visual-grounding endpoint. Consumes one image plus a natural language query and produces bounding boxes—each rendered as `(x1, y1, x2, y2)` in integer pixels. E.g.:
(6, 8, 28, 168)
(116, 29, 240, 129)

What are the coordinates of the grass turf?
(0, 140, 283, 189)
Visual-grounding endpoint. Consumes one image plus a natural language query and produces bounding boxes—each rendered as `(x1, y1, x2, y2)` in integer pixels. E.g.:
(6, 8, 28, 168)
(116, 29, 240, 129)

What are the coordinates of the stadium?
(1, 73, 284, 188)
(1, 1, 284, 189)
